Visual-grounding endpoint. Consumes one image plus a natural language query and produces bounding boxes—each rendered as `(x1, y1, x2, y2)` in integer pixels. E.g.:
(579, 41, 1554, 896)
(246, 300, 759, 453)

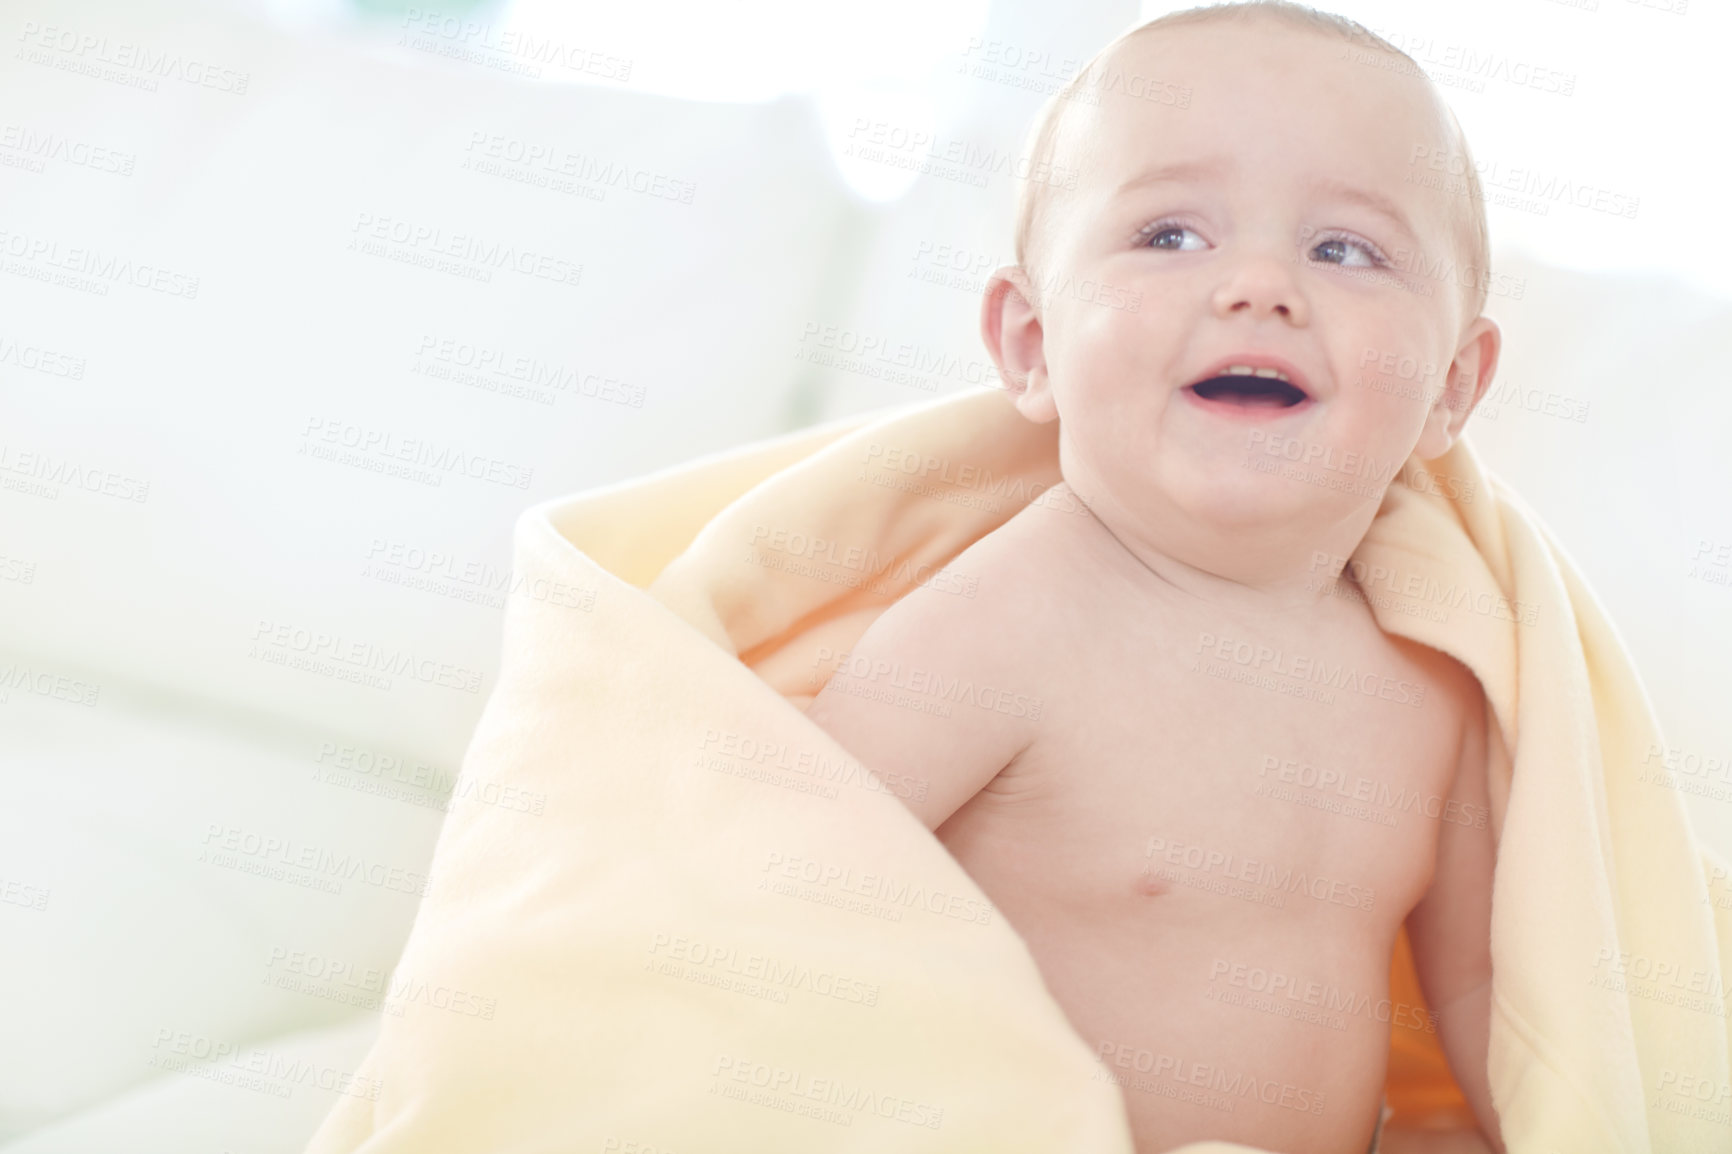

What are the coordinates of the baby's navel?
(1134, 868, 1173, 897)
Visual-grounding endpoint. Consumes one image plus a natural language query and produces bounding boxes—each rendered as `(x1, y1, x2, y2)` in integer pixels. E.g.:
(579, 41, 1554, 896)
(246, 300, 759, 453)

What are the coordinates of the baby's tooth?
(1253, 367, 1282, 379)
(1226, 364, 1253, 375)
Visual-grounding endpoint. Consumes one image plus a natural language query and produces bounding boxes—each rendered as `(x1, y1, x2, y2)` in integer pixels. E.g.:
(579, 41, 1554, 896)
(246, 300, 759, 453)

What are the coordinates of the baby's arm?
(1404, 684, 1506, 1154)
(803, 574, 1038, 830)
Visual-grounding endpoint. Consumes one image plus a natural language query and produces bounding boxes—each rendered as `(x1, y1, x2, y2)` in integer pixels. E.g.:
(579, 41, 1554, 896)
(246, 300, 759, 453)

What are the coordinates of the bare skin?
(807, 482, 1496, 1154)
(809, 14, 1507, 1154)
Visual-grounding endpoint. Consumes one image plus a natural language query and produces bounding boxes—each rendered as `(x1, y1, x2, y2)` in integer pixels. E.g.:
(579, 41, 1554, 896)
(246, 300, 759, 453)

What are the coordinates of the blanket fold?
(306, 385, 1732, 1154)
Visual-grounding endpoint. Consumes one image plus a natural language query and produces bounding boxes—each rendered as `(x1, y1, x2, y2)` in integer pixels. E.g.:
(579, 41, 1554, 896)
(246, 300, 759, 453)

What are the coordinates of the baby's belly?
(941, 817, 1403, 1154)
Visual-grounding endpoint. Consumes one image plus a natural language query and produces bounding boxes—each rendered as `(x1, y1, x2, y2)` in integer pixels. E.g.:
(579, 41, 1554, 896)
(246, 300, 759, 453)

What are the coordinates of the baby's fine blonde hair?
(1012, 0, 1492, 321)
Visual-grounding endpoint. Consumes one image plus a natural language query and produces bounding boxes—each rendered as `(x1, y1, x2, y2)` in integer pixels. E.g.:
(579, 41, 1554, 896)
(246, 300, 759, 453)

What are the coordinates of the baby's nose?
(1211, 255, 1309, 324)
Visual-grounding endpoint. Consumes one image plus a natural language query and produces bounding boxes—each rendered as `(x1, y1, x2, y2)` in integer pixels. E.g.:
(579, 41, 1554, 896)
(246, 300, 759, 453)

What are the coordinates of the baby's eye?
(1309, 234, 1386, 269)
(1142, 222, 1208, 252)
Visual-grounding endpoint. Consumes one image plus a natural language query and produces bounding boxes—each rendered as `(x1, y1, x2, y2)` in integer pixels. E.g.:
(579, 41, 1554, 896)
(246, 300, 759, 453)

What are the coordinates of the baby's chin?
(1104, 449, 1386, 532)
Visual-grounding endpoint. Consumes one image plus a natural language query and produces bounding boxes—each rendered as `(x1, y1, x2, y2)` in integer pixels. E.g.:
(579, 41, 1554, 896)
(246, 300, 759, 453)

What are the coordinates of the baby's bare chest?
(940, 607, 1463, 934)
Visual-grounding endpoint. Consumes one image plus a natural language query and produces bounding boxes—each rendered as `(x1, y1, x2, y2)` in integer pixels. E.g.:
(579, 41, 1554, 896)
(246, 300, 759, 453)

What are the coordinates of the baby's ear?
(980, 266, 1057, 424)
(1416, 316, 1501, 460)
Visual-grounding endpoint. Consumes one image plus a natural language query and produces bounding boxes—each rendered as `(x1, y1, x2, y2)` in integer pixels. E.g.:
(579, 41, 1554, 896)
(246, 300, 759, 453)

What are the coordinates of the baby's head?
(982, 1, 1502, 580)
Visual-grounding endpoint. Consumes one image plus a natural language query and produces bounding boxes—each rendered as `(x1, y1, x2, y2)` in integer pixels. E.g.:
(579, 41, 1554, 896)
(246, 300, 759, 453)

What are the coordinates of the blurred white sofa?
(4, 0, 1730, 1149)
(0, 0, 862, 1148)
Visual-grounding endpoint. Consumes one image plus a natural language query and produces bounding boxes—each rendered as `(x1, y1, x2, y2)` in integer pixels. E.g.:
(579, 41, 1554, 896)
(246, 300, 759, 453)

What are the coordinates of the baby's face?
(994, 20, 1499, 544)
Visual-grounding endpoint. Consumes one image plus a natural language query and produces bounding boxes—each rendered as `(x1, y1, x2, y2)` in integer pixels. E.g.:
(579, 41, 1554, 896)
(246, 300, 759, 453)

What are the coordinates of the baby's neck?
(1055, 481, 1373, 621)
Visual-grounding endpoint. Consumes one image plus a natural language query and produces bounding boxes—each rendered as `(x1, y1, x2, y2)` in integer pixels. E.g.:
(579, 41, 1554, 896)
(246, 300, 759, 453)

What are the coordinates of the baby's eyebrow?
(1309, 178, 1421, 248)
(1111, 158, 1230, 199)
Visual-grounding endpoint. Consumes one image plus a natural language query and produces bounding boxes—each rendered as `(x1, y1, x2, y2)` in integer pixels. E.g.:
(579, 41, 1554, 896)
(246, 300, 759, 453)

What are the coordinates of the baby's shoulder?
(946, 485, 1100, 612)
(1369, 629, 1488, 787)
(872, 486, 1093, 663)
(1378, 629, 1483, 718)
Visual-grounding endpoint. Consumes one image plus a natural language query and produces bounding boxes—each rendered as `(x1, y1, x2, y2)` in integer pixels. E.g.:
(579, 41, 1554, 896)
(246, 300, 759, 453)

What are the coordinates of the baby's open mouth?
(1187, 373, 1310, 408)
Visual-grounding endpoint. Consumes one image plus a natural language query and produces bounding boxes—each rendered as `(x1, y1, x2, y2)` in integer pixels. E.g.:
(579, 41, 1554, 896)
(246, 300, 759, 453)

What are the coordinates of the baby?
(804, 4, 1507, 1154)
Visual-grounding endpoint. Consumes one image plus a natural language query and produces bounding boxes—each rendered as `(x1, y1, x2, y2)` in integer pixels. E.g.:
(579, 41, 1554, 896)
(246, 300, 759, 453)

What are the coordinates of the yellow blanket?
(306, 385, 1732, 1153)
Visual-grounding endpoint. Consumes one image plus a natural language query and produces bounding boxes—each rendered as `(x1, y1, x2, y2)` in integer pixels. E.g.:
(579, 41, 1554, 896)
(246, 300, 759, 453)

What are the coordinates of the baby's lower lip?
(1181, 385, 1316, 421)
